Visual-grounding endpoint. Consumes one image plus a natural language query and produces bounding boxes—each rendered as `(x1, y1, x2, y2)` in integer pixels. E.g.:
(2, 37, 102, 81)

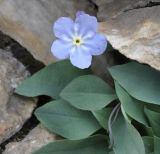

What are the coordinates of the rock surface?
(99, 5, 160, 70)
(0, 0, 96, 64)
(92, 0, 160, 21)
(0, 49, 36, 144)
(3, 125, 56, 154)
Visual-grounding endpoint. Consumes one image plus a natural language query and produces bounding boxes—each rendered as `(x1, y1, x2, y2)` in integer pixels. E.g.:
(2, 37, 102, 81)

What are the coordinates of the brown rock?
(0, 0, 96, 64)
(3, 125, 56, 154)
(99, 6, 160, 70)
(0, 49, 36, 143)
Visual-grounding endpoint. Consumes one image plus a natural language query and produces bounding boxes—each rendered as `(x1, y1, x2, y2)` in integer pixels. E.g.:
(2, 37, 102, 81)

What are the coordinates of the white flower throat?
(73, 36, 83, 46)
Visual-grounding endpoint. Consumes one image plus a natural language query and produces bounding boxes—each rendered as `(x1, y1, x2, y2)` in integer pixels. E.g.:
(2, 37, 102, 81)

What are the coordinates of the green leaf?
(145, 127, 154, 137)
(142, 136, 154, 154)
(115, 82, 148, 126)
(33, 135, 109, 154)
(137, 121, 153, 137)
(92, 108, 112, 129)
(154, 136, 160, 154)
(112, 113, 145, 154)
(35, 99, 101, 140)
(144, 107, 160, 137)
(60, 75, 117, 110)
(145, 104, 160, 113)
(16, 60, 90, 98)
(109, 62, 160, 105)
(109, 152, 115, 154)
(121, 105, 131, 123)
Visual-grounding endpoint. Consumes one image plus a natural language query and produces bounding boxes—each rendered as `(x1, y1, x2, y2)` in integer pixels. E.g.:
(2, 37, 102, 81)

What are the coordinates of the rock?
(91, 53, 117, 85)
(0, 0, 96, 64)
(92, 0, 159, 21)
(3, 125, 56, 154)
(99, 6, 160, 71)
(0, 49, 36, 143)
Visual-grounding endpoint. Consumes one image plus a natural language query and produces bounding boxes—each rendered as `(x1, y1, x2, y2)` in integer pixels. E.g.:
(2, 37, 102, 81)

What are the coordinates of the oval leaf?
(142, 136, 154, 154)
(109, 62, 160, 105)
(92, 108, 112, 129)
(154, 136, 160, 154)
(35, 99, 101, 140)
(112, 113, 145, 154)
(60, 75, 117, 110)
(144, 107, 160, 138)
(33, 135, 109, 154)
(115, 82, 148, 126)
(16, 60, 90, 98)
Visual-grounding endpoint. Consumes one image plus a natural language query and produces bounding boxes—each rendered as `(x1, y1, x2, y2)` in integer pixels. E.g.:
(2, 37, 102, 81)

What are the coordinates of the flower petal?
(76, 11, 85, 17)
(70, 47, 92, 69)
(75, 13, 98, 36)
(54, 17, 74, 41)
(84, 33, 107, 56)
(51, 40, 72, 59)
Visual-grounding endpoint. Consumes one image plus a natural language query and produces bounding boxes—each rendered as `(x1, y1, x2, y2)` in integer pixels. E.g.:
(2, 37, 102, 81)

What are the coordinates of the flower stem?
(107, 103, 121, 149)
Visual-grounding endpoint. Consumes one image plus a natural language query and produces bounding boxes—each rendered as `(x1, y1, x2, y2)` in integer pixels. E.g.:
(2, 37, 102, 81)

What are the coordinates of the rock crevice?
(124, 1, 160, 12)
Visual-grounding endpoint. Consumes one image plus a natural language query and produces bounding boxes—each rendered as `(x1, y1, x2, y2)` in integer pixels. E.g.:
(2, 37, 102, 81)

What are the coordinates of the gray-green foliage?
(115, 82, 148, 126)
(16, 61, 160, 154)
(60, 75, 117, 110)
(33, 135, 109, 154)
(109, 62, 160, 104)
(112, 113, 145, 154)
(35, 99, 101, 140)
(16, 60, 91, 99)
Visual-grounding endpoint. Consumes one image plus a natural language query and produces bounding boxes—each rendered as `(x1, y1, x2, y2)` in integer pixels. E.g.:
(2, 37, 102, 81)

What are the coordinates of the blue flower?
(51, 11, 107, 69)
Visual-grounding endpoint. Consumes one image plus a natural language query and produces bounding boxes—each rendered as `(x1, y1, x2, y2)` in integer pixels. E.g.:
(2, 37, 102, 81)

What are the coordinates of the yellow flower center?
(73, 37, 83, 46)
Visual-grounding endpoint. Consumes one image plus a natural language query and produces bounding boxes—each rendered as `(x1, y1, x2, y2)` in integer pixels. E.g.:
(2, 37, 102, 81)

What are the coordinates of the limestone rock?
(0, 0, 96, 64)
(3, 125, 56, 154)
(99, 6, 160, 70)
(92, 0, 159, 21)
(0, 49, 36, 143)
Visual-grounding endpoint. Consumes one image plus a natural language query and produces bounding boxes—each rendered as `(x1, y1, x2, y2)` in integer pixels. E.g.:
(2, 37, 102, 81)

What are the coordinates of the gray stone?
(99, 6, 160, 70)
(0, 0, 96, 64)
(0, 49, 36, 143)
(3, 125, 56, 154)
(92, 0, 160, 21)
(91, 53, 116, 84)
